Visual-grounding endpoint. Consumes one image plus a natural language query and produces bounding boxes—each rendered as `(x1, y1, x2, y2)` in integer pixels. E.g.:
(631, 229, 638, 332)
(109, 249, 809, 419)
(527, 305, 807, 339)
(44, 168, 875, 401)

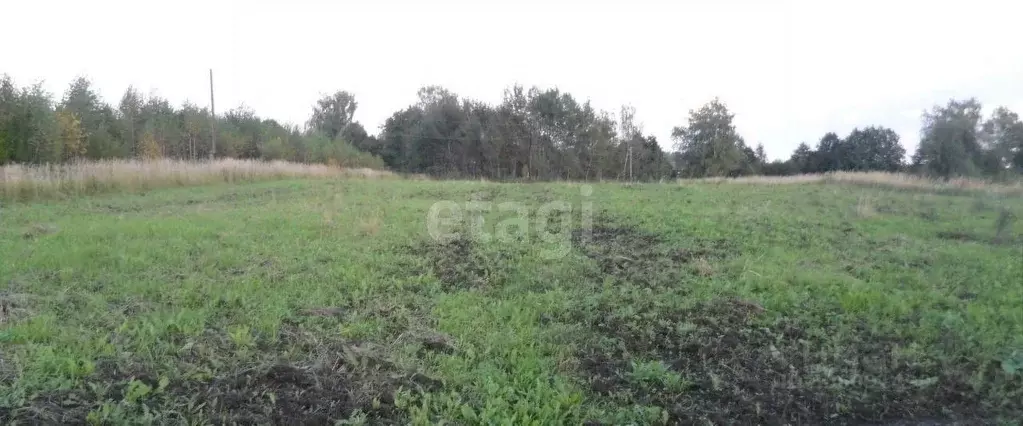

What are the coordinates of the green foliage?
(123, 379, 153, 404)
(0, 76, 384, 169)
(137, 129, 162, 160)
(801, 128, 906, 173)
(60, 77, 123, 159)
(257, 136, 288, 160)
(379, 84, 667, 180)
(13, 83, 59, 163)
(845, 127, 906, 172)
(813, 132, 846, 171)
(179, 102, 210, 160)
(775, 127, 908, 176)
(0, 73, 1019, 181)
(672, 98, 746, 177)
(0, 74, 15, 164)
(302, 133, 385, 169)
(762, 159, 797, 176)
(913, 98, 985, 179)
(1003, 350, 1023, 376)
(982, 107, 1023, 174)
(308, 91, 358, 141)
(775, 103, 1017, 180)
(628, 360, 688, 392)
(789, 142, 815, 173)
(55, 110, 86, 161)
(118, 85, 144, 157)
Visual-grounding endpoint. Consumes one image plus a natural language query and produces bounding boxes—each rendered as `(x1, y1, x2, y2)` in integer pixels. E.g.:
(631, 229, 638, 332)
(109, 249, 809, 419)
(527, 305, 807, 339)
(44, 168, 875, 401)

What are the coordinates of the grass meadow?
(1, 173, 1022, 424)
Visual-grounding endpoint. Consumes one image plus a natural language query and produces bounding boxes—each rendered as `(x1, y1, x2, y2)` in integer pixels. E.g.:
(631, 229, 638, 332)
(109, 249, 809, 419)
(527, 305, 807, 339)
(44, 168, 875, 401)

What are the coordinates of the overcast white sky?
(3, 0, 1022, 160)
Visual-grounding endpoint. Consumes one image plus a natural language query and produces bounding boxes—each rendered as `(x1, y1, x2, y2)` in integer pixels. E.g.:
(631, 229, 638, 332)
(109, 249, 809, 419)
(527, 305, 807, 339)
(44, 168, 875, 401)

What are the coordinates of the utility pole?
(209, 69, 216, 161)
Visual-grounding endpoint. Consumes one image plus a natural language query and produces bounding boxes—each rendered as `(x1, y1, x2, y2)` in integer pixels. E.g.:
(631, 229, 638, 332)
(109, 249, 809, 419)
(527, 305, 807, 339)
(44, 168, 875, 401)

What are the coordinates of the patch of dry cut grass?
(687, 171, 1023, 195)
(0, 158, 394, 201)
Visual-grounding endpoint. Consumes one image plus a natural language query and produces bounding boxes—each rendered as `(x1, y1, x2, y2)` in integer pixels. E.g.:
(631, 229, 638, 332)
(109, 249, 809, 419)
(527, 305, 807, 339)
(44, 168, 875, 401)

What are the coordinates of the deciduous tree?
(671, 99, 745, 177)
(912, 98, 984, 178)
(56, 110, 86, 161)
(308, 91, 357, 141)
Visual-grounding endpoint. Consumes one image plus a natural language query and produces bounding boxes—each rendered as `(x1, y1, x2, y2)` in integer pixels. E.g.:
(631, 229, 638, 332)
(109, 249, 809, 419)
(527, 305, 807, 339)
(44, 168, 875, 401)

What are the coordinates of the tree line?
(372, 89, 1022, 180)
(368, 85, 672, 180)
(2, 74, 1021, 181)
(759, 99, 1023, 179)
(0, 76, 383, 168)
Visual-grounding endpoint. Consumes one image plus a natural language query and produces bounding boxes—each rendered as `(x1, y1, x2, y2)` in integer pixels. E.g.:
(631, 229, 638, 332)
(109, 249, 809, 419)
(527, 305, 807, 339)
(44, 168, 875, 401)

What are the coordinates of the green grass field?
(1, 179, 1022, 425)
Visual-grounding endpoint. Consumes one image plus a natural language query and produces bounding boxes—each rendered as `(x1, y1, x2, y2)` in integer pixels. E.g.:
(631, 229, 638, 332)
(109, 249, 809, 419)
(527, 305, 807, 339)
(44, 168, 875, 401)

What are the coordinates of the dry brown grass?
(685, 171, 1023, 195)
(0, 158, 394, 201)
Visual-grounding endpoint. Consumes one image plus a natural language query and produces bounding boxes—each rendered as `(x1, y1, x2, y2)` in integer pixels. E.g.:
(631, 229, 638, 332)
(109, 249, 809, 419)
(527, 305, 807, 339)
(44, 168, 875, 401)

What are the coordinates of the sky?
(3, 0, 1022, 161)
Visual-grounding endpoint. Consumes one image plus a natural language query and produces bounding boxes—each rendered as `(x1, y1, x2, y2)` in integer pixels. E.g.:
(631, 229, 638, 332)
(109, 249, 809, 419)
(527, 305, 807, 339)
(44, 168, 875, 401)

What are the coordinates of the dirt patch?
(0, 292, 34, 325)
(412, 330, 457, 356)
(935, 230, 1019, 246)
(936, 231, 982, 242)
(400, 235, 526, 292)
(565, 218, 1018, 424)
(8, 338, 441, 425)
(405, 237, 491, 291)
(571, 297, 1018, 424)
(195, 351, 421, 425)
(569, 221, 733, 289)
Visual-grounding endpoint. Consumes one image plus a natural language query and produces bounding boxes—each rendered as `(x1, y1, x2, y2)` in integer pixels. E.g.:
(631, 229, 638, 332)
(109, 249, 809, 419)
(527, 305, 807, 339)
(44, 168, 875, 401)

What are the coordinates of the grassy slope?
(1, 179, 1021, 424)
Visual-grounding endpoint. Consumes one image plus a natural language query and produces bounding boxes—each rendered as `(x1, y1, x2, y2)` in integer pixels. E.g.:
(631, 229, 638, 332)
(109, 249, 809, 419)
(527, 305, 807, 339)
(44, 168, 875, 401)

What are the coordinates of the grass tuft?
(358, 216, 383, 237)
(856, 196, 877, 218)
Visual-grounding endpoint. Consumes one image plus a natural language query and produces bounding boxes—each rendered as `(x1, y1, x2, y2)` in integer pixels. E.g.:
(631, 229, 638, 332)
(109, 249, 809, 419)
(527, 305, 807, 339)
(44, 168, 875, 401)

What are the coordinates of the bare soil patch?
(569, 221, 733, 289)
(405, 237, 492, 291)
(566, 218, 1019, 425)
(573, 297, 1013, 424)
(8, 339, 441, 425)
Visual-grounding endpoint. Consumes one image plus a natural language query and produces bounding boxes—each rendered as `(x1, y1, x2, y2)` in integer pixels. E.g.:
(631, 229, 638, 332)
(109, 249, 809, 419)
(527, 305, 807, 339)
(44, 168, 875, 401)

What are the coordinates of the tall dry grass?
(1, 158, 394, 201)
(686, 171, 1023, 196)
